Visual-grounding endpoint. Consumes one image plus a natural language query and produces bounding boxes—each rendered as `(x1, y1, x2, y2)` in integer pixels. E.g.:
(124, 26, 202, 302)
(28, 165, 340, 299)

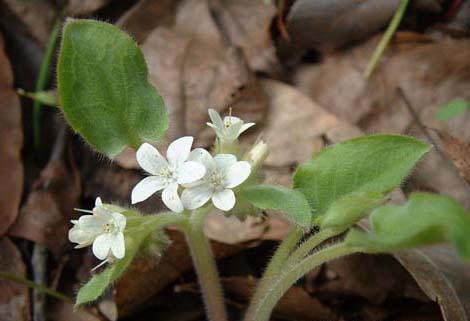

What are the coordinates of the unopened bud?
(246, 140, 269, 169)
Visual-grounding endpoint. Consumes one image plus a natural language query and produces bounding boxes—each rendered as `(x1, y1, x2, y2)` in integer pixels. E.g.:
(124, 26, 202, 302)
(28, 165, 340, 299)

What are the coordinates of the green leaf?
(76, 235, 141, 305)
(241, 185, 312, 228)
(17, 89, 58, 107)
(345, 193, 470, 259)
(293, 135, 430, 217)
(57, 19, 168, 156)
(320, 192, 383, 229)
(436, 99, 470, 121)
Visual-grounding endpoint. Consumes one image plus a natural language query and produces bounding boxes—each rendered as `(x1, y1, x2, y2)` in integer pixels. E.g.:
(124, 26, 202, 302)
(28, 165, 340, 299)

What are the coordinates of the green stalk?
(33, 16, 62, 148)
(0, 271, 71, 303)
(246, 243, 357, 321)
(286, 228, 342, 266)
(184, 207, 228, 321)
(363, 0, 410, 78)
(243, 227, 303, 321)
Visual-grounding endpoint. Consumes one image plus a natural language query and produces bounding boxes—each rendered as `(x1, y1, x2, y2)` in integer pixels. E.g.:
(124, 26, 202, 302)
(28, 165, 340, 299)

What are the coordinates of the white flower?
(69, 197, 126, 264)
(181, 149, 251, 211)
(131, 137, 206, 213)
(207, 109, 255, 143)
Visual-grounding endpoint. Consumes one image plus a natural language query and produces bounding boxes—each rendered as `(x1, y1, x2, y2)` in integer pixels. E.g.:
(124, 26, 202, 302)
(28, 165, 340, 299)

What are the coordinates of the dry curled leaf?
(394, 245, 470, 321)
(0, 34, 23, 237)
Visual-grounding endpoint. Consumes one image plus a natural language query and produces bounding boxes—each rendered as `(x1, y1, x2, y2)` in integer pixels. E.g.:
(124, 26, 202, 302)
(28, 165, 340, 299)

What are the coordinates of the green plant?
(57, 19, 470, 321)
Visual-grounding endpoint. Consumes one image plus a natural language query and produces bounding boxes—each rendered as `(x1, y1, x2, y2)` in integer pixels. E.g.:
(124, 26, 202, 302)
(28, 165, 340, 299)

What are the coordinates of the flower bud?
(245, 140, 269, 170)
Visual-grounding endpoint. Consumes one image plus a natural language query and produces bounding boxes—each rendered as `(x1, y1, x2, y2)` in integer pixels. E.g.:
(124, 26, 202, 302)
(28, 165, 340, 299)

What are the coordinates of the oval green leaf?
(241, 184, 312, 228)
(293, 135, 430, 216)
(345, 193, 470, 260)
(58, 19, 168, 156)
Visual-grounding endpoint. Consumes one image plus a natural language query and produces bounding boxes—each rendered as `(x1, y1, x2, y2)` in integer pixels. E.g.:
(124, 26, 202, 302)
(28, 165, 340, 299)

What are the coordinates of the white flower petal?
(111, 212, 127, 231)
(239, 122, 255, 135)
(68, 225, 94, 246)
(162, 183, 184, 213)
(181, 184, 213, 210)
(110, 233, 125, 259)
(92, 233, 113, 260)
(225, 161, 251, 188)
(225, 120, 243, 141)
(214, 154, 237, 172)
(208, 109, 224, 130)
(177, 161, 206, 185)
(212, 189, 236, 211)
(223, 116, 242, 126)
(136, 143, 167, 175)
(95, 197, 103, 207)
(167, 136, 193, 165)
(131, 176, 166, 204)
(188, 148, 215, 172)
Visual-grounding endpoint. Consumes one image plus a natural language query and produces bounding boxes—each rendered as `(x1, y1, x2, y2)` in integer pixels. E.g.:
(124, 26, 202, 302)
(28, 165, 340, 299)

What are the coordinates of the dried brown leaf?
(9, 159, 81, 257)
(394, 246, 470, 321)
(114, 0, 271, 168)
(0, 34, 23, 236)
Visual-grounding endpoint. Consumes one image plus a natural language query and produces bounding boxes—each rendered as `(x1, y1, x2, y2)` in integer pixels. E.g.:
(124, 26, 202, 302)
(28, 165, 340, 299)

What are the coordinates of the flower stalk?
(183, 206, 228, 321)
(247, 243, 357, 321)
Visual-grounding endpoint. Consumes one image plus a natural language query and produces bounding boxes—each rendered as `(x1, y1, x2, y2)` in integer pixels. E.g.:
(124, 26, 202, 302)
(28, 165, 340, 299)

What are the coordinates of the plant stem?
(33, 15, 62, 149)
(0, 271, 72, 303)
(243, 227, 303, 321)
(184, 207, 228, 321)
(363, 0, 410, 78)
(286, 228, 342, 266)
(247, 243, 357, 321)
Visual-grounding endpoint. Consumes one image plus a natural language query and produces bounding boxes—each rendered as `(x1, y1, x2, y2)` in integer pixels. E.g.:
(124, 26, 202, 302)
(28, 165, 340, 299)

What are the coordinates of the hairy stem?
(243, 227, 303, 321)
(286, 228, 342, 266)
(363, 0, 410, 78)
(247, 243, 357, 321)
(184, 207, 228, 321)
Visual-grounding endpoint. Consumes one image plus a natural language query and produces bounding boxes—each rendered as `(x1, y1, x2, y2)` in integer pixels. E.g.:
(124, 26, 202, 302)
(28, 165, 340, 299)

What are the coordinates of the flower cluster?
(68, 197, 126, 269)
(69, 109, 255, 266)
(131, 109, 253, 213)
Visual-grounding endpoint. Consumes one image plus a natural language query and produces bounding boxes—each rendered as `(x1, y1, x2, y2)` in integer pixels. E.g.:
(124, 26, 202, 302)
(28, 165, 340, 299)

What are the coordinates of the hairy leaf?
(346, 193, 470, 259)
(76, 235, 141, 305)
(241, 185, 312, 228)
(293, 135, 430, 216)
(58, 19, 168, 156)
(320, 192, 383, 229)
